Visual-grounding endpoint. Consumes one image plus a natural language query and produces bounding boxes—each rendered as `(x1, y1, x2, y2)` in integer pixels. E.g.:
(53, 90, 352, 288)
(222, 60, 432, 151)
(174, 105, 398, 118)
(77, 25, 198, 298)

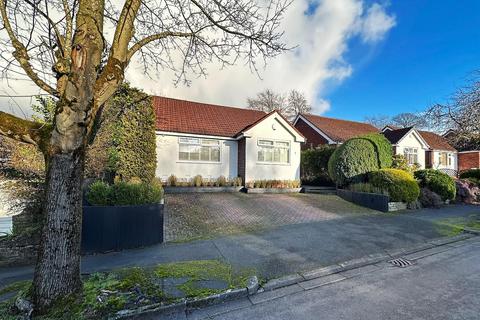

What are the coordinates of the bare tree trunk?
(32, 0, 105, 313)
(32, 152, 84, 309)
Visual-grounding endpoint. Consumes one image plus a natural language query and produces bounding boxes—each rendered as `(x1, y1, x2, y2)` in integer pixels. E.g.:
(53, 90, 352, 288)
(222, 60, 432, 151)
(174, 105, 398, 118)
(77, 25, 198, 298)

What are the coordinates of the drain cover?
(389, 258, 414, 268)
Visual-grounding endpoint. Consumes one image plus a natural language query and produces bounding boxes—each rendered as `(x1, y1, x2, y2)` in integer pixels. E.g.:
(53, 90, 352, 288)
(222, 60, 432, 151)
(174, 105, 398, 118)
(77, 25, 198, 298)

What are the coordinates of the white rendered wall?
(155, 133, 238, 181)
(243, 114, 301, 182)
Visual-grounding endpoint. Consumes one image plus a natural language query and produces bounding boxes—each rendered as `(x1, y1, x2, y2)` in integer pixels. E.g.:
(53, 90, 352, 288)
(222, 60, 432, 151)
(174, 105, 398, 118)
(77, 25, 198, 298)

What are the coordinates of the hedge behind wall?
(85, 84, 157, 183)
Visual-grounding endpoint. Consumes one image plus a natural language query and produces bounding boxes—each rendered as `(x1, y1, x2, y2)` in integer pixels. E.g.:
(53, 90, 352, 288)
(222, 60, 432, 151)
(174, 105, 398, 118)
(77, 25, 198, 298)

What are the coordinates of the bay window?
(257, 139, 290, 164)
(178, 137, 220, 162)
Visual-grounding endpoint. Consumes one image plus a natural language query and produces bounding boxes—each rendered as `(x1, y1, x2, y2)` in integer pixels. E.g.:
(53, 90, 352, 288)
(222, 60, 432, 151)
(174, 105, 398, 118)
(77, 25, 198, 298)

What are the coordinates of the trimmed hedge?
(301, 146, 335, 186)
(86, 180, 164, 206)
(368, 168, 420, 203)
(460, 169, 480, 180)
(85, 83, 156, 183)
(414, 169, 456, 201)
(328, 133, 393, 186)
(358, 133, 393, 168)
(328, 138, 379, 186)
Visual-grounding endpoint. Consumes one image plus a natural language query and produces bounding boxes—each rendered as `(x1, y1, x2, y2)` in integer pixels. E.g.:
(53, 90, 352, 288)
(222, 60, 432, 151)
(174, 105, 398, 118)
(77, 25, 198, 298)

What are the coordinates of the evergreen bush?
(368, 168, 420, 202)
(85, 83, 156, 183)
(414, 169, 456, 201)
(301, 146, 335, 186)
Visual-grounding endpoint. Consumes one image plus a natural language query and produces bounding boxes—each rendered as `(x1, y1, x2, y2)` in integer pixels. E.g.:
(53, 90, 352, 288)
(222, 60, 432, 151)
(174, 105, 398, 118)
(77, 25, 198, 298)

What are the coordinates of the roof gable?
(241, 111, 305, 142)
(418, 130, 456, 151)
(383, 127, 430, 149)
(296, 114, 379, 143)
(154, 96, 267, 137)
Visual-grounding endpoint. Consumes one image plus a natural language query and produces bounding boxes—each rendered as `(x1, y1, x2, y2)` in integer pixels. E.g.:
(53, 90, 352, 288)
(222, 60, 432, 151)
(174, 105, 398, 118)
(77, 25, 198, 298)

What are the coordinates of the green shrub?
(86, 181, 111, 206)
(86, 180, 163, 206)
(392, 154, 421, 174)
(301, 146, 335, 186)
(85, 83, 156, 183)
(368, 168, 420, 202)
(358, 133, 393, 168)
(348, 183, 388, 195)
(460, 169, 480, 180)
(328, 138, 379, 186)
(414, 169, 456, 201)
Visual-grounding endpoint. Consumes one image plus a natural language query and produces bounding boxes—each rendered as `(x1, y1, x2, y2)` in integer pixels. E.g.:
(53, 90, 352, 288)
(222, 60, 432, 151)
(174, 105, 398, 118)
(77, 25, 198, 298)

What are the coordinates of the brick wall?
(294, 118, 330, 149)
(458, 151, 480, 172)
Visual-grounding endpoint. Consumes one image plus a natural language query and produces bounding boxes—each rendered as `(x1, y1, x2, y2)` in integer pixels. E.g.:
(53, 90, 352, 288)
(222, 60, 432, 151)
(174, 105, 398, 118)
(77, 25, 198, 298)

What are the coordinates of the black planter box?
(81, 203, 164, 254)
(337, 189, 390, 212)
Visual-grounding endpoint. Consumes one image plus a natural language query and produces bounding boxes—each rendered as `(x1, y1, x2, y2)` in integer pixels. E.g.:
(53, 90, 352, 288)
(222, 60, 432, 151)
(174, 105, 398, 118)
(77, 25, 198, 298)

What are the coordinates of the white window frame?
(178, 137, 221, 163)
(256, 138, 291, 165)
(403, 147, 418, 165)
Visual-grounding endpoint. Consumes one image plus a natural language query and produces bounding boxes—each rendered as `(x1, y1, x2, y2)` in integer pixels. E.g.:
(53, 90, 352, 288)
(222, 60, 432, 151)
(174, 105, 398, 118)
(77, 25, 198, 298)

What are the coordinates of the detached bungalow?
(382, 126, 458, 172)
(293, 113, 378, 148)
(154, 97, 305, 183)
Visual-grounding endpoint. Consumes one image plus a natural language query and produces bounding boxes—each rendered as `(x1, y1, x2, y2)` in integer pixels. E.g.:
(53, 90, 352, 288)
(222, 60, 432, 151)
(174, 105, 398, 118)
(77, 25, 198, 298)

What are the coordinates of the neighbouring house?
(382, 126, 458, 173)
(458, 151, 480, 171)
(293, 113, 379, 148)
(154, 97, 305, 184)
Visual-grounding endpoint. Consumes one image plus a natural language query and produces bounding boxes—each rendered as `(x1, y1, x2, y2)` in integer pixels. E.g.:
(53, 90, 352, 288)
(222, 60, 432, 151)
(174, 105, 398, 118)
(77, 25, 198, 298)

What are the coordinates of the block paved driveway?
(164, 193, 376, 242)
(1, 195, 478, 287)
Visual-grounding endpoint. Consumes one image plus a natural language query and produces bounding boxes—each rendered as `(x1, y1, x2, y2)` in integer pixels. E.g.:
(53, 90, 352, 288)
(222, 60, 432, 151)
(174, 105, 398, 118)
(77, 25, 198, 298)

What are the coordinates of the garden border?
(164, 186, 243, 194)
(245, 188, 303, 194)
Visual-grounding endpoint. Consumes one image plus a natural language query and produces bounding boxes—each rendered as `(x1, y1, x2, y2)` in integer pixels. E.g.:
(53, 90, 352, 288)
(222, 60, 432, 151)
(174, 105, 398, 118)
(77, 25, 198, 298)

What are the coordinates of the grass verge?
(0, 260, 256, 320)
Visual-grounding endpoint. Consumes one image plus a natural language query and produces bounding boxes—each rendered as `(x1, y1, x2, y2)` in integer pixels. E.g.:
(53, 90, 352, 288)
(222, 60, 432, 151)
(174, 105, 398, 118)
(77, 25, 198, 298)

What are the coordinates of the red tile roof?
(418, 130, 456, 151)
(153, 96, 267, 137)
(300, 114, 379, 143)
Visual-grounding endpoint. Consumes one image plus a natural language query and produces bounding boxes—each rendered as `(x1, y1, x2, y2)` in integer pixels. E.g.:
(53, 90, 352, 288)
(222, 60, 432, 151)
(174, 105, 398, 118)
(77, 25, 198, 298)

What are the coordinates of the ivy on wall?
(85, 83, 157, 183)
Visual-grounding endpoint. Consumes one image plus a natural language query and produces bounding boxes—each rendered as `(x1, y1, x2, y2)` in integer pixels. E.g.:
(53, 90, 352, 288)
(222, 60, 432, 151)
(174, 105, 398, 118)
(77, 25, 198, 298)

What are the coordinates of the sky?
(0, 0, 479, 122)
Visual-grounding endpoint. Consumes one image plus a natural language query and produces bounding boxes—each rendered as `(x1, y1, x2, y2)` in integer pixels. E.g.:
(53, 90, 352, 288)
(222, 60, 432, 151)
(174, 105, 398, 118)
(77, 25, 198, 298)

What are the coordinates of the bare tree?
(0, 0, 290, 313)
(247, 89, 310, 121)
(285, 89, 310, 121)
(391, 112, 428, 128)
(247, 88, 287, 113)
(426, 72, 480, 151)
(363, 114, 391, 129)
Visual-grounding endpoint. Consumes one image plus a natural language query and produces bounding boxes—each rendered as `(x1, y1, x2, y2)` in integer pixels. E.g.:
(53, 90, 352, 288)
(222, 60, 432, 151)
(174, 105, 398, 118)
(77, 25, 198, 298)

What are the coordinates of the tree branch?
(127, 31, 195, 61)
(0, 111, 50, 152)
(0, 0, 57, 96)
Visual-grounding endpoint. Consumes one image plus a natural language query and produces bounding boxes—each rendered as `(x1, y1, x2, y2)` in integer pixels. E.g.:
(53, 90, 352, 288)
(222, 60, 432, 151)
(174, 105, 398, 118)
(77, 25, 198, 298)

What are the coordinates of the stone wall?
(0, 234, 39, 267)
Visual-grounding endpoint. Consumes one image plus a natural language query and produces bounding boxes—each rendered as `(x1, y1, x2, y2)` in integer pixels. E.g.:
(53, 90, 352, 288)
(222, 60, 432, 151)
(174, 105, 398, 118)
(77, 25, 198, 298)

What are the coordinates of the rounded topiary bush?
(358, 133, 393, 168)
(328, 138, 378, 185)
(414, 169, 456, 201)
(368, 168, 420, 203)
(328, 133, 392, 186)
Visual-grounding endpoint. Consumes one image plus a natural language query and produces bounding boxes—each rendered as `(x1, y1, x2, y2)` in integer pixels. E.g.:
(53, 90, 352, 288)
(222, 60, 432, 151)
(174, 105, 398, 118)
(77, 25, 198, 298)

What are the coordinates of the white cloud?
(0, 0, 396, 117)
(358, 3, 397, 43)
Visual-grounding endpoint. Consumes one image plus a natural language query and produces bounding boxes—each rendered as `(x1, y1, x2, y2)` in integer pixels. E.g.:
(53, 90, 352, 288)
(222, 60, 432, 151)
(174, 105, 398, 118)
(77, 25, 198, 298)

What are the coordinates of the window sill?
(176, 160, 222, 165)
(256, 161, 291, 166)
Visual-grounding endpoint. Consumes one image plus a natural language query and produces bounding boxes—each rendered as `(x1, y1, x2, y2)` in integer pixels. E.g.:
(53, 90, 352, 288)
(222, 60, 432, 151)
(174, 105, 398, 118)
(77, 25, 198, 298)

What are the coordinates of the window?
(257, 139, 290, 163)
(178, 137, 220, 162)
(403, 147, 418, 165)
(439, 152, 452, 166)
(439, 152, 448, 166)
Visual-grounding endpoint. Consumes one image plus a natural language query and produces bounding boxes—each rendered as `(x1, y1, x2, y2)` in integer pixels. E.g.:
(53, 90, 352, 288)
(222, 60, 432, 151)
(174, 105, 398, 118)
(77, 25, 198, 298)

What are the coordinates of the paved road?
(1, 204, 479, 287)
(173, 235, 480, 320)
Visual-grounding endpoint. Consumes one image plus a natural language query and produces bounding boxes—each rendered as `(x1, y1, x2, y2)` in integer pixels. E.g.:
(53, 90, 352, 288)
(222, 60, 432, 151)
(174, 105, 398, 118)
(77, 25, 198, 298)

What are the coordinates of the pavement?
(162, 234, 480, 320)
(1, 203, 479, 289)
